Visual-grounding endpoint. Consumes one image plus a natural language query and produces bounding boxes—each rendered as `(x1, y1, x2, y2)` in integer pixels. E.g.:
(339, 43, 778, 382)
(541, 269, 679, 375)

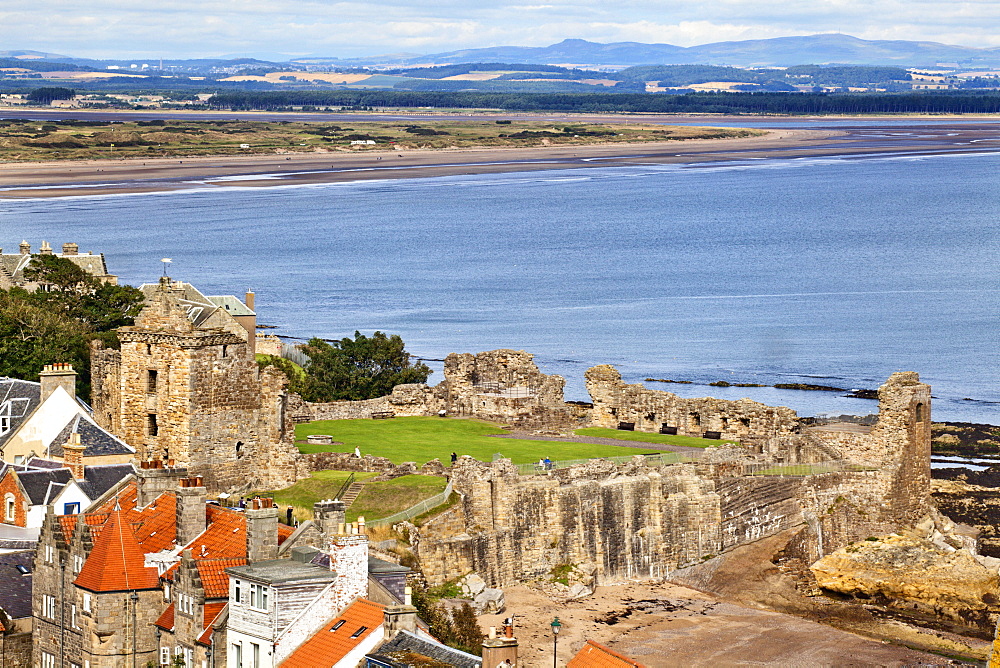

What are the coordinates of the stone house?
(0, 364, 134, 468)
(90, 276, 302, 492)
(0, 241, 117, 291)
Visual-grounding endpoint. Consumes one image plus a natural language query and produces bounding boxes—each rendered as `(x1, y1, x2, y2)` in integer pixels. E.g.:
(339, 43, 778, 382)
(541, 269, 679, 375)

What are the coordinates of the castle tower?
(91, 277, 301, 491)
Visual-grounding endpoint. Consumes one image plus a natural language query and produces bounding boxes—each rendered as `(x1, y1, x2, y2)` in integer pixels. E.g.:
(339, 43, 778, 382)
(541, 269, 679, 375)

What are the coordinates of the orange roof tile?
(155, 602, 175, 631)
(197, 602, 227, 646)
(280, 599, 385, 668)
(278, 522, 294, 545)
(567, 640, 646, 668)
(197, 557, 247, 598)
(73, 508, 161, 592)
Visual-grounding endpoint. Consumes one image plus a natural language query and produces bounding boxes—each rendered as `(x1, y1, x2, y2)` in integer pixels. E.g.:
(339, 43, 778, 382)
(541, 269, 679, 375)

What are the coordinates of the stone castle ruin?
(411, 371, 934, 590)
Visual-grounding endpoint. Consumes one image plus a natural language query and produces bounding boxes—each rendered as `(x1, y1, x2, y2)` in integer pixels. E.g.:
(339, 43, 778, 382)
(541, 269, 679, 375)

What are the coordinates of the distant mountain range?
(7, 33, 1000, 71)
(299, 34, 1000, 69)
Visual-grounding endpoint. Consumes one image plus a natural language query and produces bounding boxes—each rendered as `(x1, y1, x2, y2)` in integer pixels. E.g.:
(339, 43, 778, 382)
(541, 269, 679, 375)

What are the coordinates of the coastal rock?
(810, 531, 1000, 629)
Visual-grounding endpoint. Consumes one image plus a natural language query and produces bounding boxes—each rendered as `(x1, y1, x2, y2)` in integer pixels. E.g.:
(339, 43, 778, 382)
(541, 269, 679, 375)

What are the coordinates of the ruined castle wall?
(288, 384, 442, 422)
(585, 365, 798, 440)
(89, 342, 121, 433)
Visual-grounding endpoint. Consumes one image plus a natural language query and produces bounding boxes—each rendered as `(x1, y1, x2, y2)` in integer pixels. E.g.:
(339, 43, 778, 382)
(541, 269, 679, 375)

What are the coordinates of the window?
(251, 642, 260, 668)
(64, 502, 81, 515)
(221, 345, 228, 358)
(45, 544, 54, 563)
(233, 579, 240, 603)
(43, 594, 55, 618)
(41, 653, 55, 668)
(160, 647, 170, 665)
(231, 643, 242, 667)
(164, 583, 171, 601)
(249, 583, 268, 610)
(4, 493, 14, 522)
(73, 554, 84, 574)
(331, 620, 345, 631)
(148, 413, 158, 436)
(71, 603, 78, 628)
(148, 369, 158, 393)
(350, 626, 368, 638)
(13, 455, 23, 465)
(916, 402, 926, 423)
(82, 592, 92, 612)
(178, 592, 196, 615)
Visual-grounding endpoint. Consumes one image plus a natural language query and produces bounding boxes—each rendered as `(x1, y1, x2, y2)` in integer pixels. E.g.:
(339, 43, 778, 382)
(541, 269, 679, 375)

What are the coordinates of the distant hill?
(381, 34, 1000, 69)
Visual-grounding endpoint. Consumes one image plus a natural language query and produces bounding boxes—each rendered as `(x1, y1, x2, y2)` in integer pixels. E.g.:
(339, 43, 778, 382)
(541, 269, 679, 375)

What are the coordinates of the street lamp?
(551, 617, 562, 668)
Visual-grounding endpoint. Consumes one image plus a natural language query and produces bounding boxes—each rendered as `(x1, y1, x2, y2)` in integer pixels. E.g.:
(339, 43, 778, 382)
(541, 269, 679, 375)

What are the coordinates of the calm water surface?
(2, 147, 999, 422)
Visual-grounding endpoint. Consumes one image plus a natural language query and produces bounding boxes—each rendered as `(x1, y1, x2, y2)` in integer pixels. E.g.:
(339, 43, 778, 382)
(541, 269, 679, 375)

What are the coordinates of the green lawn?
(259, 470, 379, 519)
(295, 416, 661, 464)
(346, 474, 448, 523)
(574, 427, 735, 448)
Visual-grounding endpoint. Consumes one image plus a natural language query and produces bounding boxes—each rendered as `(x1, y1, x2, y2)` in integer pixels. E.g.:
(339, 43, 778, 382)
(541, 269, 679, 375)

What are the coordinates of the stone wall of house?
(585, 365, 799, 440)
(414, 372, 932, 588)
(0, 629, 32, 668)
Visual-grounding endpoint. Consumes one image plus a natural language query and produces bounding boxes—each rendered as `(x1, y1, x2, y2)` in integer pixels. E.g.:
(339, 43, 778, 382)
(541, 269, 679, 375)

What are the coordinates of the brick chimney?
(328, 520, 369, 612)
(136, 462, 188, 508)
(61, 242, 79, 256)
(19, 240, 30, 255)
(313, 499, 346, 538)
(482, 618, 519, 666)
(383, 587, 419, 639)
(176, 476, 207, 547)
(39, 363, 77, 402)
(39, 241, 53, 255)
(63, 432, 85, 480)
(246, 497, 279, 563)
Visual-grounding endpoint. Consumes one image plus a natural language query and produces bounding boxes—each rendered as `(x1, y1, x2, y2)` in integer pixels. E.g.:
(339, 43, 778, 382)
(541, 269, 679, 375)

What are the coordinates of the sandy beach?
(1, 118, 998, 199)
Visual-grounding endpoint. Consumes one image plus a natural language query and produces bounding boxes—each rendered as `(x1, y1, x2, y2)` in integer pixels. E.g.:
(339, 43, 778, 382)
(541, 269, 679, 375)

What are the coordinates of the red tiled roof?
(197, 557, 247, 598)
(197, 602, 227, 646)
(155, 602, 175, 631)
(73, 507, 161, 592)
(280, 599, 385, 668)
(567, 640, 646, 668)
(278, 522, 294, 544)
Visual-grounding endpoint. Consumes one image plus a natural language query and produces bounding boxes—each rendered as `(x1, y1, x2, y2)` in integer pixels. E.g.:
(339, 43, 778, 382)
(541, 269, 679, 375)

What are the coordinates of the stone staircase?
(341, 481, 367, 509)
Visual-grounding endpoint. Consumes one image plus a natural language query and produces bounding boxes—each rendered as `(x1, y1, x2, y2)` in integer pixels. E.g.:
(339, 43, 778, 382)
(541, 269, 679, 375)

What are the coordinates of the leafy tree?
(27, 87, 75, 103)
(0, 291, 91, 382)
(256, 353, 307, 395)
(298, 331, 431, 401)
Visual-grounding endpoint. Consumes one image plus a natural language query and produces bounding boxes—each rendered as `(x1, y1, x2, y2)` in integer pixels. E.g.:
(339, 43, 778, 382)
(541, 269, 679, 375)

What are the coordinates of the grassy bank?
(0, 117, 760, 162)
(295, 416, 661, 464)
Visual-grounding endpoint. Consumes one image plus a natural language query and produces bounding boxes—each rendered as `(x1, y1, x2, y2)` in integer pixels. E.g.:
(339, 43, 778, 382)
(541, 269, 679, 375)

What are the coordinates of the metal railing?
(333, 472, 355, 502)
(367, 479, 455, 528)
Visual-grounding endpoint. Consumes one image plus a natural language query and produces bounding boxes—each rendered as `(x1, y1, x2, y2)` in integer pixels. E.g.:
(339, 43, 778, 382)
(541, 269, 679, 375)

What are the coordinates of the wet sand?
(2, 121, 999, 199)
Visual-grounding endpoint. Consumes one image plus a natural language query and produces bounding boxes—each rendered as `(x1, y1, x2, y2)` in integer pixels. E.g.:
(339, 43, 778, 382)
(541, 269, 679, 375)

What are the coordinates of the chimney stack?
(246, 497, 279, 563)
(61, 242, 79, 256)
(313, 499, 346, 538)
(327, 521, 369, 613)
(176, 476, 207, 547)
(39, 363, 77, 402)
(245, 290, 255, 312)
(383, 589, 419, 639)
(19, 240, 30, 255)
(482, 617, 519, 667)
(136, 463, 187, 508)
(63, 432, 85, 480)
(39, 241, 53, 255)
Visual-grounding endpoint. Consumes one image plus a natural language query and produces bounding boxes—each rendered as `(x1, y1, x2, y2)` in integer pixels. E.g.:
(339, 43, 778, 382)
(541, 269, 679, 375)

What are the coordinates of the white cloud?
(3, 0, 1000, 58)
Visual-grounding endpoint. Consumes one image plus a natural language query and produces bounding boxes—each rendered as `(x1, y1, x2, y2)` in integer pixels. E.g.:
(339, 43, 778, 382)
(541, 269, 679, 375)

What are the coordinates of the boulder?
(459, 573, 487, 598)
(474, 587, 506, 614)
(567, 583, 594, 600)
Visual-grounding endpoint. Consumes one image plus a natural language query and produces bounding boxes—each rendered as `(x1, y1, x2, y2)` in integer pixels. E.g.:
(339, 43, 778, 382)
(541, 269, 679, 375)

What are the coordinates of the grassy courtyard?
(295, 416, 665, 465)
(574, 427, 734, 448)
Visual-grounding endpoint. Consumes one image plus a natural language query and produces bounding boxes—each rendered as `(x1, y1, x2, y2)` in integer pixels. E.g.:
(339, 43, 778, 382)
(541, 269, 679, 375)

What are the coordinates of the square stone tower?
(91, 277, 301, 491)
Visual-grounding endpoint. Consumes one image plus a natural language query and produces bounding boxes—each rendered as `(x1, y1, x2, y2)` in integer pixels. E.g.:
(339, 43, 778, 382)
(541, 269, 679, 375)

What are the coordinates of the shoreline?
(2, 115, 999, 198)
(0, 128, 830, 198)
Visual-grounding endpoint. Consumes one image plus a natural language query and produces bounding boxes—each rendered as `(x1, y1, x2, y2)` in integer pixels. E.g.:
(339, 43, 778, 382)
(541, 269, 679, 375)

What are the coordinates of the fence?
(367, 479, 455, 528)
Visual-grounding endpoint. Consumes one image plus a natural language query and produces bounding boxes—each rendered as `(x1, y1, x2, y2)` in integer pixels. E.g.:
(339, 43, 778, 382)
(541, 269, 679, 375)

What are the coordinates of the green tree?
(256, 353, 307, 395)
(299, 331, 431, 401)
(27, 86, 75, 104)
(0, 291, 91, 382)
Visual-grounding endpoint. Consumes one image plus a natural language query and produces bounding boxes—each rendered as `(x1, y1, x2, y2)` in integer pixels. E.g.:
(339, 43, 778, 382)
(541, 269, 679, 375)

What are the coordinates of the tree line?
(208, 90, 1000, 115)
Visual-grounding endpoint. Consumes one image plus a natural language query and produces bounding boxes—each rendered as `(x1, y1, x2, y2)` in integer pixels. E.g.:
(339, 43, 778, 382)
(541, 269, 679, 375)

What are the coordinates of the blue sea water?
(2, 148, 999, 423)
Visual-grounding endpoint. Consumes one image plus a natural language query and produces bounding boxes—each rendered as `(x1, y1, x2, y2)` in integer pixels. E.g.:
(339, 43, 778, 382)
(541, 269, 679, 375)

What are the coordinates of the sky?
(2, 0, 1000, 60)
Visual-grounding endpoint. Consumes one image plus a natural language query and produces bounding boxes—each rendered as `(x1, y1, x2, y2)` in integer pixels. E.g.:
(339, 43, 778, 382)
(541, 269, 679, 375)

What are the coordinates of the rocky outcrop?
(811, 514, 998, 630)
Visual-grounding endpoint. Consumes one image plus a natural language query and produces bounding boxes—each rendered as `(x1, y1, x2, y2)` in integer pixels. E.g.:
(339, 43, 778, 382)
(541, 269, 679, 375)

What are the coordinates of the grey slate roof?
(369, 556, 410, 574)
(78, 463, 135, 500)
(0, 378, 41, 450)
(227, 558, 338, 585)
(48, 415, 134, 457)
(207, 295, 255, 316)
(0, 550, 34, 620)
(368, 630, 482, 668)
(16, 468, 72, 505)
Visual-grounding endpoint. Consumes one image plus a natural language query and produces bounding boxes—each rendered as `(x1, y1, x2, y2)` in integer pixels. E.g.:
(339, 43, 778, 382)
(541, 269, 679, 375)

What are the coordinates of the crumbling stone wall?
(585, 365, 798, 440)
(287, 384, 442, 422)
(415, 372, 933, 588)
